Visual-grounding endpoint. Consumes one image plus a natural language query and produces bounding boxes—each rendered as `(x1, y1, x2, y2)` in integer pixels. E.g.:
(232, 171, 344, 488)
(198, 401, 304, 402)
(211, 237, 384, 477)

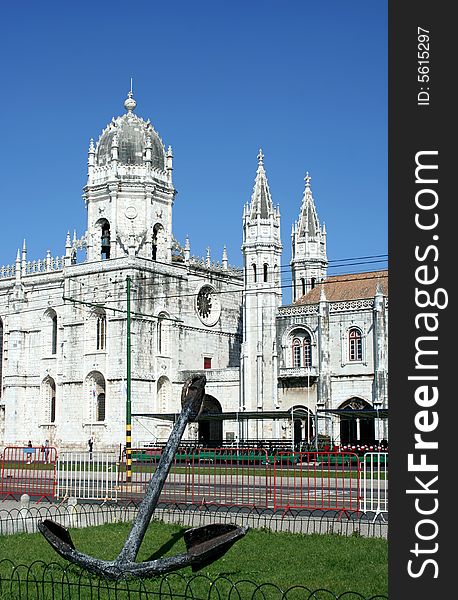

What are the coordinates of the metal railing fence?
(56, 451, 118, 501)
(117, 446, 270, 507)
(2, 447, 388, 517)
(0, 502, 388, 539)
(0, 446, 57, 502)
(0, 561, 388, 600)
(273, 451, 361, 512)
(359, 452, 388, 517)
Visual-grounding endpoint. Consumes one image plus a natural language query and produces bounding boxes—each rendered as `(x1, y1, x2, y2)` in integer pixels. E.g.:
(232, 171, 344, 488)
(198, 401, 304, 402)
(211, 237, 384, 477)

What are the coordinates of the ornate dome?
(96, 92, 165, 170)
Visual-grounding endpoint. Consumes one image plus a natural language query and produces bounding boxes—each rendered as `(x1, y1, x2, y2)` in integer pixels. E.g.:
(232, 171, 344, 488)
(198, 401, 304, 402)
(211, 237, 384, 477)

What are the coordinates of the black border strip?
(389, 2, 454, 596)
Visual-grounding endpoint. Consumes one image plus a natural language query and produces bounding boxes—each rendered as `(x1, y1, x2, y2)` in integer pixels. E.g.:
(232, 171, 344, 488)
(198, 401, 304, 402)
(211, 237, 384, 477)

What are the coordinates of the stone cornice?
(179, 323, 242, 339)
(177, 367, 240, 383)
(278, 304, 319, 317)
(278, 297, 389, 317)
(329, 299, 374, 312)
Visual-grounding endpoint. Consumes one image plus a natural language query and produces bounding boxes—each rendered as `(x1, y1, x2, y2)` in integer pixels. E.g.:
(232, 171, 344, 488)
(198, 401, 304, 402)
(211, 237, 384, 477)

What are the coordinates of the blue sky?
(0, 0, 387, 281)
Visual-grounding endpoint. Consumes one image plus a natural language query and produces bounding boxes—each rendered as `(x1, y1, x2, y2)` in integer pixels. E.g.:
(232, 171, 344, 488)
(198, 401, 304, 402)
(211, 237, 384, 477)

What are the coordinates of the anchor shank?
(117, 375, 206, 563)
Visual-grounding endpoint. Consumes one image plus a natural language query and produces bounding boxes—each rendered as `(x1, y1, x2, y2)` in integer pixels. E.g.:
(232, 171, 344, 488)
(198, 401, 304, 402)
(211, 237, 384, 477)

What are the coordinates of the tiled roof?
(294, 270, 388, 305)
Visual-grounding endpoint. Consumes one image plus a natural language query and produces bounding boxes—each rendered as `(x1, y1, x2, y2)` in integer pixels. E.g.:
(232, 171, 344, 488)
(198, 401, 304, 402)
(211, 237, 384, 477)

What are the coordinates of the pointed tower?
(291, 173, 328, 301)
(83, 88, 175, 262)
(241, 150, 282, 438)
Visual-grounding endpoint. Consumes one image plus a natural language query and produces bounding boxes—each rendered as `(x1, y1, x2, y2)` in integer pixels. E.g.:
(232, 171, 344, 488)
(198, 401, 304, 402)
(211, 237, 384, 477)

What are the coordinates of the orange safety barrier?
(273, 451, 361, 512)
(0, 446, 58, 502)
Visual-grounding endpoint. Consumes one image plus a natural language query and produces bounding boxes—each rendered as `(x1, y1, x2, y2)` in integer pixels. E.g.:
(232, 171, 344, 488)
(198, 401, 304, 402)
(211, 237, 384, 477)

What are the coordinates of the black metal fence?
(0, 502, 387, 539)
(0, 560, 387, 600)
(0, 503, 387, 599)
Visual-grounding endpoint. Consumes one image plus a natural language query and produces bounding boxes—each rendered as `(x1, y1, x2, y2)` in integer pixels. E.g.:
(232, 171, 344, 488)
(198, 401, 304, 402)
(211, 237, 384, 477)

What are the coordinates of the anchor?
(38, 375, 248, 579)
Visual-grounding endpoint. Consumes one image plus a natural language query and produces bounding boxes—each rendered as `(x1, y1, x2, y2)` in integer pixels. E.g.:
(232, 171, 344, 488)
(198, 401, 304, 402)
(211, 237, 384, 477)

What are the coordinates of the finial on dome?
(124, 78, 137, 113)
(257, 148, 264, 165)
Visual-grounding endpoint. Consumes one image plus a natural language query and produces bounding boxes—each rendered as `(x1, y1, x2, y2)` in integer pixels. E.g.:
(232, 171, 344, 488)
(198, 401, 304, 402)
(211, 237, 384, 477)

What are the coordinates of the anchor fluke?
(38, 519, 75, 552)
(184, 523, 249, 571)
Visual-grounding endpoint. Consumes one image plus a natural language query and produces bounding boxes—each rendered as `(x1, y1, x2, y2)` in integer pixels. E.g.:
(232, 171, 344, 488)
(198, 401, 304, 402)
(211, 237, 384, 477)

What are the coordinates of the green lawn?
(0, 520, 387, 598)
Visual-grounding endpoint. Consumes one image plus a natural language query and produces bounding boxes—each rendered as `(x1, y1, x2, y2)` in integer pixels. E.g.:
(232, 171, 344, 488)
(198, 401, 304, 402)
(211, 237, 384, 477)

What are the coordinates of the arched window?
(290, 330, 313, 368)
(86, 371, 105, 423)
(263, 263, 268, 282)
(101, 221, 110, 260)
(301, 278, 306, 296)
(152, 227, 158, 260)
(157, 316, 162, 352)
(97, 393, 106, 421)
(252, 264, 257, 283)
(157, 312, 170, 356)
(42, 376, 56, 423)
(51, 394, 56, 423)
(96, 310, 106, 350)
(44, 309, 57, 356)
(303, 334, 312, 368)
(51, 314, 57, 355)
(157, 376, 171, 412)
(292, 338, 302, 368)
(0, 318, 3, 398)
(349, 328, 363, 361)
(152, 223, 165, 261)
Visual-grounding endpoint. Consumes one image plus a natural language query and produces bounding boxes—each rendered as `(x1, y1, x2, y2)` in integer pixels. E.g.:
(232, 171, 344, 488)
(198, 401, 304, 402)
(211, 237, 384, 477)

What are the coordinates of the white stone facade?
(0, 92, 388, 451)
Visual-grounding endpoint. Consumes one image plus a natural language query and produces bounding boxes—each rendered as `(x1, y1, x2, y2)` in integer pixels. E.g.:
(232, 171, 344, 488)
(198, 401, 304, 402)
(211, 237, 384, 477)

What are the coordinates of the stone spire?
(15, 249, 21, 284)
(21, 240, 27, 276)
(111, 131, 119, 163)
(87, 138, 95, 180)
(64, 231, 72, 266)
(184, 235, 190, 263)
(249, 148, 275, 220)
(243, 149, 281, 253)
(166, 145, 173, 181)
(291, 171, 328, 302)
(296, 172, 320, 238)
(144, 134, 152, 165)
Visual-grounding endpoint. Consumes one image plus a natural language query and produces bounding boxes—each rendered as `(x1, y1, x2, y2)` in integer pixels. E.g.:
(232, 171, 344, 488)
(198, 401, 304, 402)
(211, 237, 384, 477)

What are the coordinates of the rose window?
(196, 285, 221, 326)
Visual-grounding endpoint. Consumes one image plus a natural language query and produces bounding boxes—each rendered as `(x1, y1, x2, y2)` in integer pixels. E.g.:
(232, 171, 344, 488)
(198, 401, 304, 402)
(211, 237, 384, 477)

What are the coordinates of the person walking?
(25, 440, 33, 464)
(88, 437, 94, 461)
(42, 439, 50, 464)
